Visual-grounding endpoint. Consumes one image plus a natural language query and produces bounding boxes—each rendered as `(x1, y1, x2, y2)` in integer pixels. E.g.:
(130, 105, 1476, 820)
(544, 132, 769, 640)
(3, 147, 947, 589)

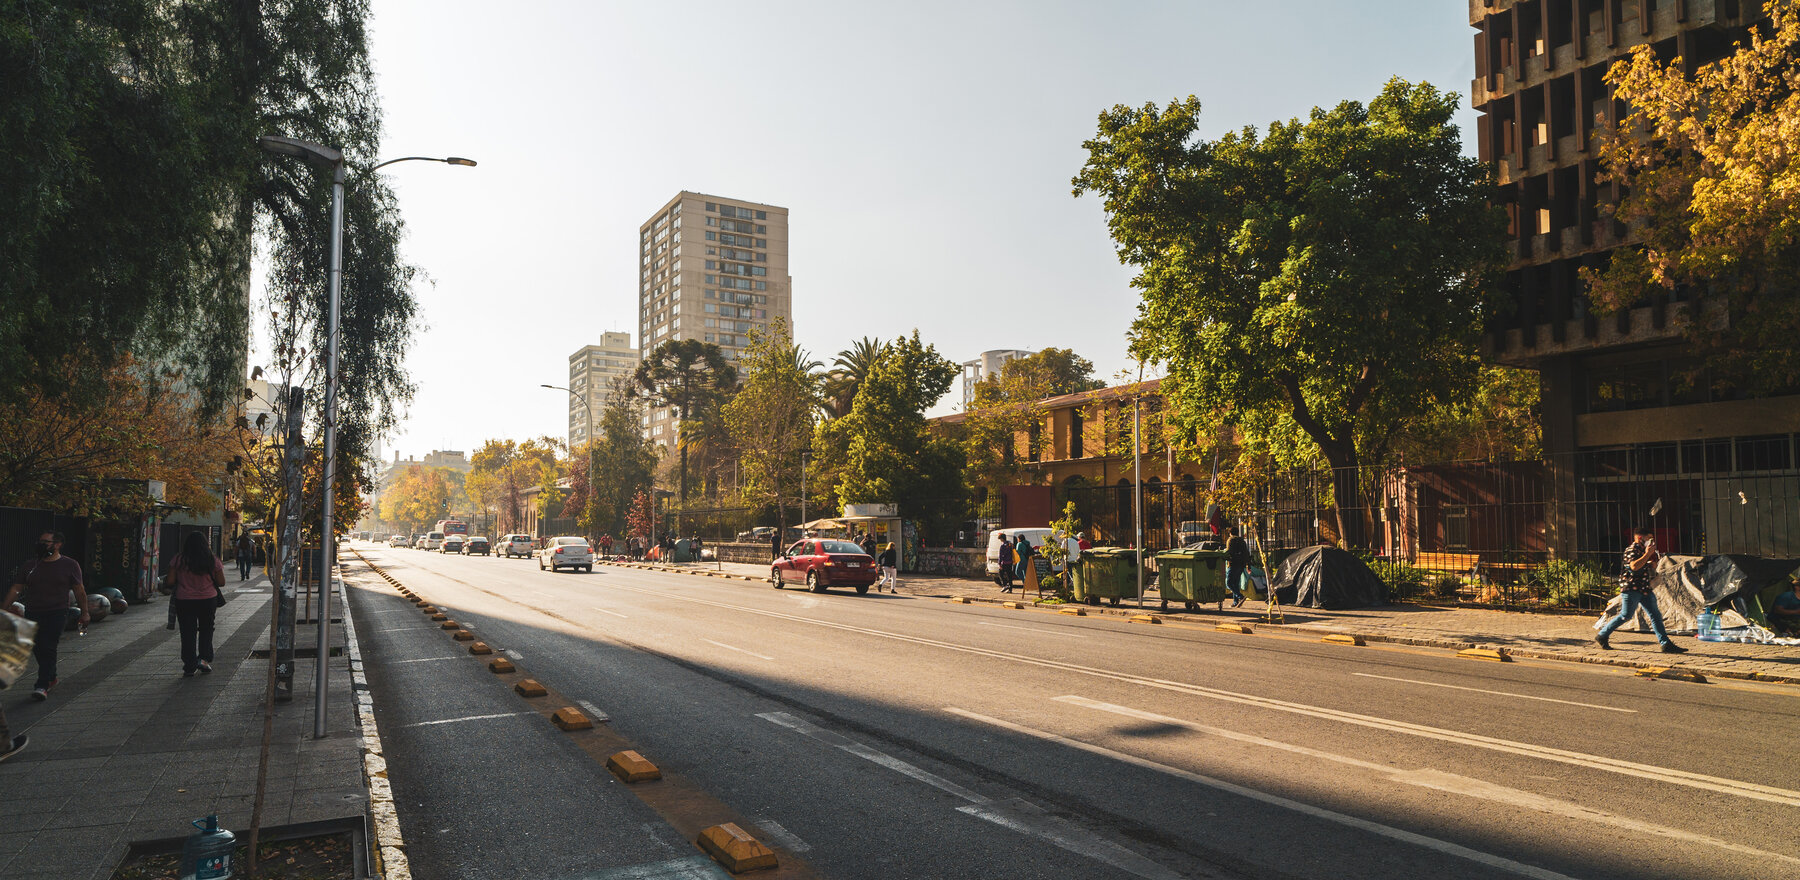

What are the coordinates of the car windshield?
(820, 540, 865, 555)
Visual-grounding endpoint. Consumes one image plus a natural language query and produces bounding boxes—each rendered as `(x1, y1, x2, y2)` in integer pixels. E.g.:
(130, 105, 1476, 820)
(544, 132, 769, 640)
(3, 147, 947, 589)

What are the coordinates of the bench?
(1414, 552, 1482, 575)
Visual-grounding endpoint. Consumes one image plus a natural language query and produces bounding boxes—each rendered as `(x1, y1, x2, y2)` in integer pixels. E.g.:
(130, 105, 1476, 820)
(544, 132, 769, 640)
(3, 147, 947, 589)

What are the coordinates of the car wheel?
(771, 568, 783, 589)
(806, 570, 826, 592)
(538, 558, 544, 570)
(855, 583, 869, 595)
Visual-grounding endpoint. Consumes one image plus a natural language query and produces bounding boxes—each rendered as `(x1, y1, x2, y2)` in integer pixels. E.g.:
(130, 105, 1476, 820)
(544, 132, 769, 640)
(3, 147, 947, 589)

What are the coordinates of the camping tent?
(1602, 554, 1800, 633)
(1269, 546, 1389, 609)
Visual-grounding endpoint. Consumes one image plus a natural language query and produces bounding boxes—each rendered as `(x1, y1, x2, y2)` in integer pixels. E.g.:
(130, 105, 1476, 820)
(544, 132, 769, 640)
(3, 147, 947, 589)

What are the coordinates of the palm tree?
(786, 343, 829, 419)
(822, 336, 884, 418)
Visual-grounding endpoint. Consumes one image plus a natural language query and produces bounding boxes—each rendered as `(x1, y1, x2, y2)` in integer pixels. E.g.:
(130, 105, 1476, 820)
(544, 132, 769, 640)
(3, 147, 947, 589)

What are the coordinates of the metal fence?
(1066, 444, 1800, 610)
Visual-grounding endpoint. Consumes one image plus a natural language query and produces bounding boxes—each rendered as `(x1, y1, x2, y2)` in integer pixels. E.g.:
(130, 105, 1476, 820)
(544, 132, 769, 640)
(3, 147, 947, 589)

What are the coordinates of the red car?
(771, 539, 880, 593)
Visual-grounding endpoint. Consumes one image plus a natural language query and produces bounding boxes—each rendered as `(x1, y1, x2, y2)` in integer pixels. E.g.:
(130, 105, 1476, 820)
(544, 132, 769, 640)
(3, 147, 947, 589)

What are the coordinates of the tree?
(625, 488, 655, 542)
(379, 466, 450, 534)
(1589, 3, 1800, 394)
(589, 393, 658, 536)
(1073, 78, 1507, 546)
(631, 339, 737, 502)
(962, 348, 1105, 493)
(724, 320, 817, 532)
(834, 331, 965, 537)
(822, 337, 884, 418)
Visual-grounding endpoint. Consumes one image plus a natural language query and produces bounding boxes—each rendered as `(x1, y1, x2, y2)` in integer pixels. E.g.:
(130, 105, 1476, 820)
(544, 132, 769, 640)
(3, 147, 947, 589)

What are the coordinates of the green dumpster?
(1075, 548, 1144, 606)
(1156, 548, 1232, 611)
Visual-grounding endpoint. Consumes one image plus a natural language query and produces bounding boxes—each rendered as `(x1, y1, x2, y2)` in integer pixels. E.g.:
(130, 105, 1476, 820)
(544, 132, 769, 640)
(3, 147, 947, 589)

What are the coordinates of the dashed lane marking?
(702, 639, 774, 661)
(590, 606, 630, 619)
(976, 621, 1088, 637)
(1350, 672, 1638, 712)
(751, 819, 811, 854)
(401, 712, 533, 729)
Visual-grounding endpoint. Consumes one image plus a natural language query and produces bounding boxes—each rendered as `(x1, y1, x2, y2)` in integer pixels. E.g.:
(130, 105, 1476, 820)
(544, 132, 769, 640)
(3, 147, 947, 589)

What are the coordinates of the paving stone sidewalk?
(611, 557, 1800, 685)
(0, 572, 368, 880)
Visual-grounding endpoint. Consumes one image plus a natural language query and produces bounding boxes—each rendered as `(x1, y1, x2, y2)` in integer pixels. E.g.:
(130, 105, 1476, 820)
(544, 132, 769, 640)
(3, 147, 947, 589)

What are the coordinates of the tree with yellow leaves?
(1591, 3, 1800, 393)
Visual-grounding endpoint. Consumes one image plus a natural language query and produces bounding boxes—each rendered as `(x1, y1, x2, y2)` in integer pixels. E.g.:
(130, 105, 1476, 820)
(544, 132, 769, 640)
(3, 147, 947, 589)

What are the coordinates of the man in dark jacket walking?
(1224, 524, 1250, 607)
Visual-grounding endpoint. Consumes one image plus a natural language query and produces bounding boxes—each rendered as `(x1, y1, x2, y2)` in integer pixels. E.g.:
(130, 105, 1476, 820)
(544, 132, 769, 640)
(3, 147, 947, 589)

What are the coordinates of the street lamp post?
(543, 384, 597, 541)
(257, 136, 474, 739)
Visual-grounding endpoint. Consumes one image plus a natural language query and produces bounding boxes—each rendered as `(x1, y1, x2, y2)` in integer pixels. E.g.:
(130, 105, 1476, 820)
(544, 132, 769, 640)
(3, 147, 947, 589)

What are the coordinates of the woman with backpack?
(164, 532, 226, 677)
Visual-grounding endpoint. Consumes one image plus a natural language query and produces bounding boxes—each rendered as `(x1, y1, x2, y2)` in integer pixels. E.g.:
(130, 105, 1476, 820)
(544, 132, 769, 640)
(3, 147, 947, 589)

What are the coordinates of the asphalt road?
(345, 542, 1800, 880)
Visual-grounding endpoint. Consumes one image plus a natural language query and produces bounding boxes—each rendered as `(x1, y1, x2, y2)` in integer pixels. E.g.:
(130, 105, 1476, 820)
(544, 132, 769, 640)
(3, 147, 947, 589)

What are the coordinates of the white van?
(986, 528, 1054, 581)
(419, 531, 445, 551)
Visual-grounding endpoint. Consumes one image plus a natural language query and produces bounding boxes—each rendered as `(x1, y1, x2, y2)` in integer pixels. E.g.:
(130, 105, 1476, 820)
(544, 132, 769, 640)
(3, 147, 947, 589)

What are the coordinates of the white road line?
(1350, 672, 1637, 712)
(757, 712, 989, 803)
(504, 649, 523, 661)
(977, 621, 1088, 637)
(756, 711, 1188, 880)
(590, 606, 630, 619)
(388, 656, 459, 665)
(608, 584, 1800, 809)
(587, 856, 732, 879)
(1054, 696, 1800, 866)
(751, 819, 812, 853)
(702, 639, 774, 661)
(401, 712, 531, 729)
(577, 699, 611, 723)
(946, 708, 1582, 880)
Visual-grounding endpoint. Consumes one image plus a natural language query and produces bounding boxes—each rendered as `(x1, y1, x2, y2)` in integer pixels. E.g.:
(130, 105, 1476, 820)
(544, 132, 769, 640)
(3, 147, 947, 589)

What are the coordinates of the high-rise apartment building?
(567, 331, 639, 449)
(638, 191, 792, 449)
(960, 349, 1033, 408)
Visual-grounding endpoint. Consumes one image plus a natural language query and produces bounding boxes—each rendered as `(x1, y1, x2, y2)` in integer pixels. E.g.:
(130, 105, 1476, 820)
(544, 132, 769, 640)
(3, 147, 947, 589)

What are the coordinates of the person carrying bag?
(165, 533, 227, 677)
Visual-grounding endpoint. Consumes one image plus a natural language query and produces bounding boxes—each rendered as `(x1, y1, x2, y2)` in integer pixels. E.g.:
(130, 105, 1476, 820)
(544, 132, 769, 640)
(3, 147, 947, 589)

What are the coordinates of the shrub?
(1528, 559, 1607, 606)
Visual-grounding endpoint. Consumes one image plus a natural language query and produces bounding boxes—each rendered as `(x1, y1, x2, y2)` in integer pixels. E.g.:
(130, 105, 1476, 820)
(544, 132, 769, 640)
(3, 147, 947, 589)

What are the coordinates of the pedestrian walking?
(4, 530, 90, 701)
(235, 533, 253, 580)
(1223, 524, 1250, 607)
(1014, 536, 1034, 584)
(164, 532, 227, 677)
(1595, 525, 1688, 653)
(771, 531, 783, 562)
(997, 534, 1015, 592)
(859, 533, 877, 558)
(877, 543, 898, 593)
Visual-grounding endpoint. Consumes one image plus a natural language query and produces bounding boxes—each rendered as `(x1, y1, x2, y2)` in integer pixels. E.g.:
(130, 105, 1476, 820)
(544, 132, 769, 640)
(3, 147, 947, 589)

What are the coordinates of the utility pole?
(274, 386, 305, 702)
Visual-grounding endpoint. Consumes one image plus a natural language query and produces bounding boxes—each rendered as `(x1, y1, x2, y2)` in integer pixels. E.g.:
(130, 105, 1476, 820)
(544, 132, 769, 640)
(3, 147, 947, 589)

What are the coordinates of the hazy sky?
(350, 0, 1478, 461)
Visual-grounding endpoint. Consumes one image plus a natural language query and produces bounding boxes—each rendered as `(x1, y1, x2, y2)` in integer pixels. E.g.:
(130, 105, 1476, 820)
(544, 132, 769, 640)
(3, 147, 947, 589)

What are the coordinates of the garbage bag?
(0, 610, 38, 690)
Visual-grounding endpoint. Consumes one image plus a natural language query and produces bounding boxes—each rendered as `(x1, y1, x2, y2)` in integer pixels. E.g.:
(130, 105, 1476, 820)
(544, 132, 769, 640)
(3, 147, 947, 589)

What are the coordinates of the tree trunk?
(1320, 442, 1369, 550)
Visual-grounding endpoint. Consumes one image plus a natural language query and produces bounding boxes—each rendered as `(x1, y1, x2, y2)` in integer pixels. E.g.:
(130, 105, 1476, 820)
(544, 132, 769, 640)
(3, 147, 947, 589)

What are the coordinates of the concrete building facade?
(960, 349, 1033, 408)
(566, 331, 639, 449)
(638, 191, 792, 450)
(1470, 0, 1800, 558)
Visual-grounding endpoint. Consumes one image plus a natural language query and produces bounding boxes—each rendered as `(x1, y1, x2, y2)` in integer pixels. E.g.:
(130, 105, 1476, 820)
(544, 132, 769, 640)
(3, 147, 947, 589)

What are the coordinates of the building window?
(706, 202, 716, 211)
(1444, 506, 1470, 550)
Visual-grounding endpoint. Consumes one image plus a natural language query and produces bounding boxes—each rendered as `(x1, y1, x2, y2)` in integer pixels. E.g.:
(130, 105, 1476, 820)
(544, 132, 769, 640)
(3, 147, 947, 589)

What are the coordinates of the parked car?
(462, 536, 490, 556)
(538, 536, 593, 572)
(985, 528, 1054, 581)
(498, 534, 534, 558)
(771, 538, 879, 593)
(440, 535, 465, 554)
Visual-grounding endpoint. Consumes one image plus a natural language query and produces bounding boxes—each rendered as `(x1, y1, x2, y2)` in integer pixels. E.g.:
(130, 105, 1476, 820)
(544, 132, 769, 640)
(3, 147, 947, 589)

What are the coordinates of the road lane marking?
(946, 708, 1581, 880)
(389, 656, 459, 665)
(756, 711, 1188, 880)
(702, 639, 774, 661)
(758, 712, 990, 803)
(577, 699, 611, 723)
(590, 606, 630, 619)
(608, 584, 1800, 809)
(504, 649, 523, 661)
(1350, 672, 1637, 712)
(1054, 696, 1800, 866)
(401, 712, 531, 729)
(588, 856, 735, 879)
(977, 621, 1088, 637)
(751, 819, 811, 853)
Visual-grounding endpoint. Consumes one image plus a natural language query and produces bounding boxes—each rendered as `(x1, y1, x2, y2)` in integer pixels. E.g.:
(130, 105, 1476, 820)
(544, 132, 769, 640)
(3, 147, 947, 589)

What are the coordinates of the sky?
(341, 0, 1480, 461)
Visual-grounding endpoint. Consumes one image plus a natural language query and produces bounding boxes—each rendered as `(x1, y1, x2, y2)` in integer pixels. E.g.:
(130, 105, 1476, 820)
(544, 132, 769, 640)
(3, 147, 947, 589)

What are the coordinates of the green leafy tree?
(963, 348, 1104, 493)
(822, 337, 884, 419)
(724, 320, 817, 531)
(1073, 78, 1507, 546)
(588, 392, 658, 536)
(834, 331, 965, 537)
(632, 339, 737, 502)
(1589, 2, 1800, 394)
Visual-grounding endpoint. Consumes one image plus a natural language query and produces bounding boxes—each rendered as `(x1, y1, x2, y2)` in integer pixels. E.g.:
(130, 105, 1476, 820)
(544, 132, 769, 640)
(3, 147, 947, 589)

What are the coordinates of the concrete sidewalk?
(610, 557, 1800, 685)
(0, 572, 369, 880)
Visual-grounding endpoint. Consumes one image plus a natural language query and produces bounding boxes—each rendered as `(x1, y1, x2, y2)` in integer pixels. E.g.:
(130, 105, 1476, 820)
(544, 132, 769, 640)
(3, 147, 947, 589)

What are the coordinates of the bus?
(435, 519, 469, 538)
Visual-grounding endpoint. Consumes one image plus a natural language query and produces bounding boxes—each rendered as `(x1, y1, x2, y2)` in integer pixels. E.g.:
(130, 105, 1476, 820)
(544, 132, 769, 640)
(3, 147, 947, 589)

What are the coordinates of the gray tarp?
(1270, 546, 1389, 610)
(1600, 554, 1800, 633)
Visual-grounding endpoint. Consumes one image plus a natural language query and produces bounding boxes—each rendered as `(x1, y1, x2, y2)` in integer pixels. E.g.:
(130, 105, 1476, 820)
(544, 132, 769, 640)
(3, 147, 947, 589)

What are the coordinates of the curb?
(341, 569, 411, 880)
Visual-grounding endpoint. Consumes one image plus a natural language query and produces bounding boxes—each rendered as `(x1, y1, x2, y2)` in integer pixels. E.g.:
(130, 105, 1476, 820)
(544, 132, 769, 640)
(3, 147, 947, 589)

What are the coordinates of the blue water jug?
(179, 814, 235, 880)
(1696, 609, 1722, 642)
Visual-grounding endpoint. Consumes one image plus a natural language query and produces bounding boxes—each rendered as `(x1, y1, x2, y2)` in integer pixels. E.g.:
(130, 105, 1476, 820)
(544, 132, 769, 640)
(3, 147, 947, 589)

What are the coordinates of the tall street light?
(543, 384, 597, 540)
(258, 136, 475, 739)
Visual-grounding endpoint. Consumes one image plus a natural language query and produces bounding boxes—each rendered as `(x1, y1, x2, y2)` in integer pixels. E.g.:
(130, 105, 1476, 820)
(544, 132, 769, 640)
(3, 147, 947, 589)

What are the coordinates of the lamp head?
(257, 135, 343, 169)
(444, 157, 478, 166)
